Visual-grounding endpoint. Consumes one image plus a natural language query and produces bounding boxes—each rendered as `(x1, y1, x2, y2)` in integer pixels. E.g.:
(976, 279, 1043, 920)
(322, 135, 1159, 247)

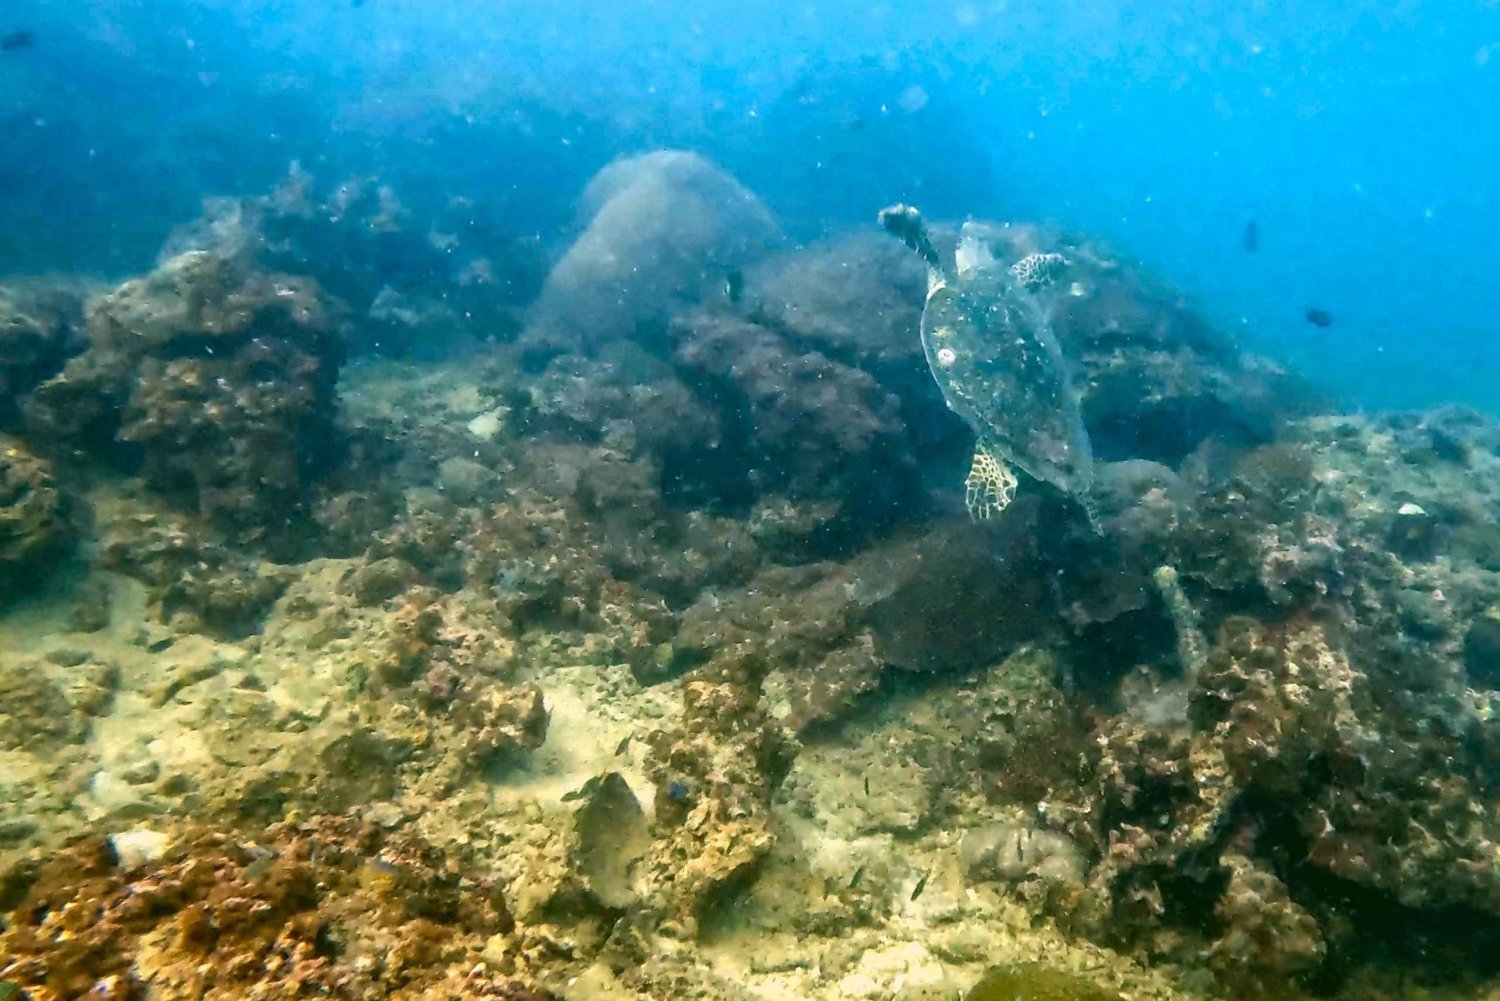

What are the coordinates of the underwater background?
(5, 0, 1500, 409)
(4, 2, 1500, 1000)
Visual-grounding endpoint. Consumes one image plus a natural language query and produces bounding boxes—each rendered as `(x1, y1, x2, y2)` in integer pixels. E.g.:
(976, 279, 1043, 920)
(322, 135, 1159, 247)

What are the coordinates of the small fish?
(243, 857, 275, 880)
(863, 776, 870, 797)
(358, 857, 400, 889)
(910, 870, 929, 901)
(1, 30, 35, 52)
(723, 269, 744, 306)
(1242, 219, 1258, 252)
(848, 864, 866, 889)
(614, 735, 631, 756)
(1305, 307, 1334, 328)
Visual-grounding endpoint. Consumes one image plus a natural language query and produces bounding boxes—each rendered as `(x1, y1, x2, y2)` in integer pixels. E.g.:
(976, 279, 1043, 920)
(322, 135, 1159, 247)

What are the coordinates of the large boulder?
(522, 151, 782, 356)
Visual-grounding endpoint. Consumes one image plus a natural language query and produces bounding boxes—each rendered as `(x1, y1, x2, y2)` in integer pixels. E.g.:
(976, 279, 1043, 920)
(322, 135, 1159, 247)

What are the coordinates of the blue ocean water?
(2, 0, 1497, 407)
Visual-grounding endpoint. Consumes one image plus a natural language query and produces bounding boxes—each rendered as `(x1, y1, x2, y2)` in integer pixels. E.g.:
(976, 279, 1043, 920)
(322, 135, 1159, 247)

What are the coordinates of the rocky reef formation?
(3, 154, 1500, 1001)
(0, 436, 72, 605)
(941, 407, 1500, 998)
(0, 281, 89, 429)
(162, 163, 547, 358)
(0, 814, 550, 1001)
(23, 250, 343, 544)
(637, 647, 794, 937)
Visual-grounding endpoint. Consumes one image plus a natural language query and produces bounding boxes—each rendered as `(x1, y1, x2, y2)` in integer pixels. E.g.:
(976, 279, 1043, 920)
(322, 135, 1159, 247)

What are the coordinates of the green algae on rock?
(965, 963, 1125, 1001)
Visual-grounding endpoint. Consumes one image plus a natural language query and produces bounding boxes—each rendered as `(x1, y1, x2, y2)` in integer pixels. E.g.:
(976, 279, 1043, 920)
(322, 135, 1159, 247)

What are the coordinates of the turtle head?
(878, 204, 944, 279)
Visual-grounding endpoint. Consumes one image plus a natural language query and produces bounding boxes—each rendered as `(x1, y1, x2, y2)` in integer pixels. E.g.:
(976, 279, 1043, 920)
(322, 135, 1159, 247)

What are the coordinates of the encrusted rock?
(960, 822, 1084, 887)
(25, 250, 344, 541)
(0, 814, 536, 1000)
(99, 506, 288, 637)
(0, 435, 71, 603)
(0, 280, 88, 426)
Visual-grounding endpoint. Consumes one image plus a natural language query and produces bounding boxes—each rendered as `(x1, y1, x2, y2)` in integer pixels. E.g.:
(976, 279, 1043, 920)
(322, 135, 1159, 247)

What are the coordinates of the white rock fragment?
(836, 942, 955, 1000)
(467, 409, 504, 441)
(109, 827, 171, 869)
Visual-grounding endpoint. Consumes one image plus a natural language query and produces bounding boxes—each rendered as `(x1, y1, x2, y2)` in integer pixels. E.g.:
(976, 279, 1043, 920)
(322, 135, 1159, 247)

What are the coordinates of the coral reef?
(374, 589, 547, 774)
(669, 310, 924, 531)
(0, 280, 88, 428)
(743, 231, 928, 366)
(636, 646, 794, 941)
(0, 814, 552, 1001)
(98, 503, 288, 636)
(0, 436, 71, 604)
(7, 161, 1500, 1001)
(162, 163, 547, 358)
(25, 250, 344, 542)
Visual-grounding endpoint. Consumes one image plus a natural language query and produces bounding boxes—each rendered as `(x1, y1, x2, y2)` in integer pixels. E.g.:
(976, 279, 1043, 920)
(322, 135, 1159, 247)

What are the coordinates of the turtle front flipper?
(878, 204, 944, 279)
(964, 441, 1018, 521)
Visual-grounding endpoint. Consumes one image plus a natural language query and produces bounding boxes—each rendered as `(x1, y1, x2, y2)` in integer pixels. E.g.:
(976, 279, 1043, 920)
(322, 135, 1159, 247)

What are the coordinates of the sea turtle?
(879, 204, 1098, 529)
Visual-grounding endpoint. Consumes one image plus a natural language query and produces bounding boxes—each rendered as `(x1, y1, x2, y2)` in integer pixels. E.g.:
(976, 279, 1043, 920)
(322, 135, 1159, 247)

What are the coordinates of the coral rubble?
(0, 814, 551, 1001)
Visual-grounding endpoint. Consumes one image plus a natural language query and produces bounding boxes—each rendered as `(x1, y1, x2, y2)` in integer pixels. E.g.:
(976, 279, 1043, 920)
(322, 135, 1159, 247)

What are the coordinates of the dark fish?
(1305, 307, 1334, 328)
(848, 864, 866, 889)
(863, 776, 870, 797)
(614, 735, 631, 756)
(1, 30, 36, 52)
(243, 857, 275, 880)
(723, 269, 744, 305)
(1242, 219, 1258, 252)
(910, 870, 929, 901)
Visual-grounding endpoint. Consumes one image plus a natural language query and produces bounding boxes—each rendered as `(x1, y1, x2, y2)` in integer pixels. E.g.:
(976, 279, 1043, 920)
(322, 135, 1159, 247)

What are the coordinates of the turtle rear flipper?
(964, 442, 1018, 520)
